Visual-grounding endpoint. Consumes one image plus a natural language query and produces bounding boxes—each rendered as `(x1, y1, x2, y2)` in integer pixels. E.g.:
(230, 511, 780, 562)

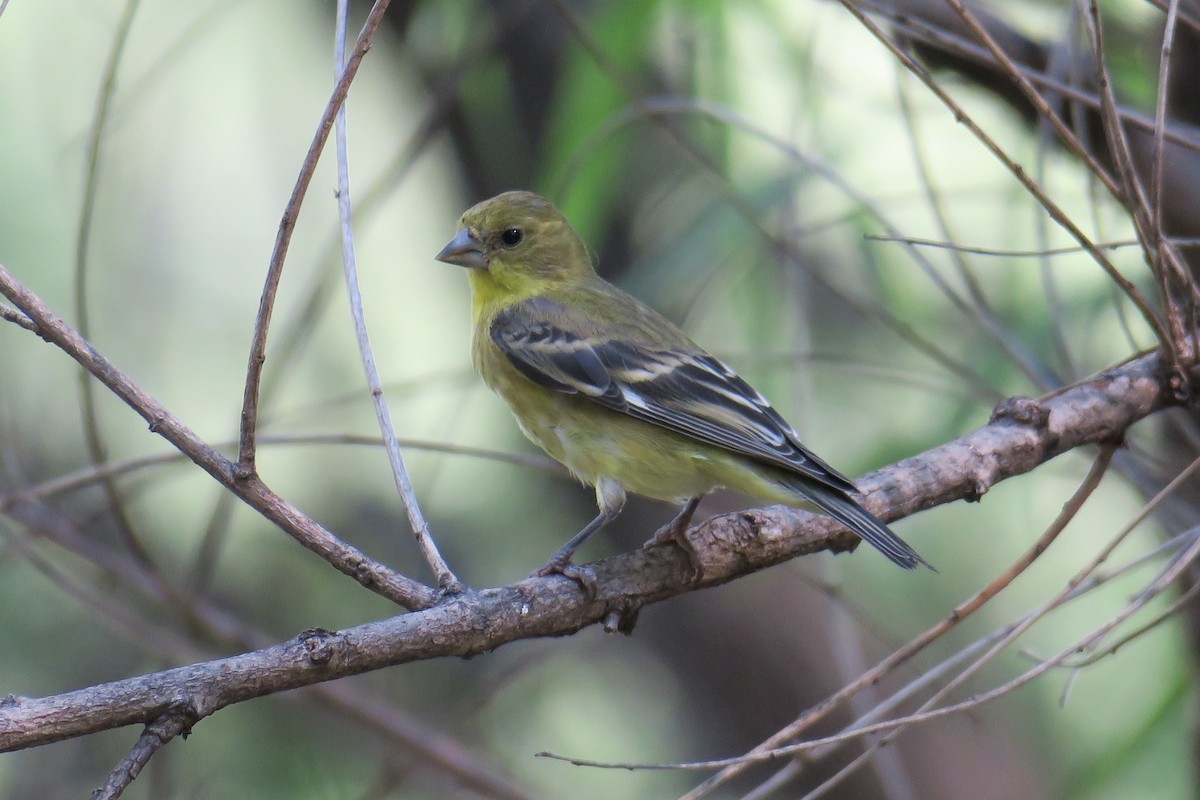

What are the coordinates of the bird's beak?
(435, 227, 487, 269)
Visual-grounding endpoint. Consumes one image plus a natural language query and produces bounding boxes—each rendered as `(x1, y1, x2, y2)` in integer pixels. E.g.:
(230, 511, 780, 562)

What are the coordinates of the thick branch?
(0, 352, 1173, 752)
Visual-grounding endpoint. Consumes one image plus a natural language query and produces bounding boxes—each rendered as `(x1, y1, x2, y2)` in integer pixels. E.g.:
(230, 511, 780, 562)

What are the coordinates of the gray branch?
(0, 351, 1171, 753)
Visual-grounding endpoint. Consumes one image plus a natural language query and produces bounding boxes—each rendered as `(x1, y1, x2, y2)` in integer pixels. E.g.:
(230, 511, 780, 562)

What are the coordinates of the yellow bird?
(437, 191, 929, 584)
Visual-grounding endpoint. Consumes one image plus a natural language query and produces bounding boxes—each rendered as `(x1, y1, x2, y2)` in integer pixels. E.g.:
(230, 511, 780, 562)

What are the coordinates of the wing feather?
(490, 298, 857, 495)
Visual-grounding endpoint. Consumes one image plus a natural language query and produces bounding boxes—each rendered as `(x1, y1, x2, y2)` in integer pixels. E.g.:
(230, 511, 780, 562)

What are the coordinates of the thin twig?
(1059, 570, 1200, 668)
(715, 523, 1200, 774)
(187, 83, 474, 595)
(0, 262, 436, 609)
(331, 0, 459, 591)
(853, 0, 1200, 156)
(1082, 1, 1186, 359)
(0, 517, 204, 660)
(791, 444, 1117, 799)
(237, 0, 392, 474)
(864, 233, 1139, 258)
(940, 0, 1120, 198)
(90, 709, 196, 800)
(631, 521, 1199, 788)
(1032, 5, 1086, 377)
(0, 303, 34, 331)
(1151, 0, 1180, 244)
(840, 0, 1173, 354)
(659, 462, 1194, 791)
(0, 434, 558, 512)
(73, 0, 166, 605)
(1148, 0, 1200, 350)
(893, 66, 1057, 390)
(675, 445, 1117, 798)
(796, 447, 1200, 792)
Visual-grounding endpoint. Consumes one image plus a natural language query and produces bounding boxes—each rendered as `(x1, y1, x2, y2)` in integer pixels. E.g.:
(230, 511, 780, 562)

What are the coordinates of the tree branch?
(90, 708, 194, 800)
(0, 351, 1173, 753)
(0, 262, 437, 610)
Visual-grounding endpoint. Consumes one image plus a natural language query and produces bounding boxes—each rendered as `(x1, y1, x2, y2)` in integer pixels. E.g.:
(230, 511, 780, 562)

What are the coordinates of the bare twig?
(840, 0, 1173, 354)
(0, 517, 204, 660)
(312, 681, 533, 800)
(674, 443, 1118, 797)
(73, 0, 166, 607)
(1152, 1, 1181, 243)
(850, 0, 1200, 157)
(0, 262, 436, 610)
(237, 0, 392, 473)
(90, 708, 195, 800)
(0, 434, 558, 512)
(787, 445, 1117, 799)
(546, 0, 1002, 398)
(863, 234, 1138, 258)
(893, 67, 1057, 389)
(940, 0, 1120, 198)
(789, 447, 1200, 793)
(1147, 0, 1200, 350)
(1081, 2, 1190, 363)
(1059, 571, 1200, 668)
(330, 0, 459, 591)
(0, 303, 34, 331)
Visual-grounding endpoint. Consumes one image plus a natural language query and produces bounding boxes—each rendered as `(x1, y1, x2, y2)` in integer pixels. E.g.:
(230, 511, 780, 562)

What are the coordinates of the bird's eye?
(500, 228, 523, 247)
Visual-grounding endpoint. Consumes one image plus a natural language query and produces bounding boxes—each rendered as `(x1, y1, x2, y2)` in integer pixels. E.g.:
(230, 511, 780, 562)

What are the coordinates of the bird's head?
(435, 191, 594, 302)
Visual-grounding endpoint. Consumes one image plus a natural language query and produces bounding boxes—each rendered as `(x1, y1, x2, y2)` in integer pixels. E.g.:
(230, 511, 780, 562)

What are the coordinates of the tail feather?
(796, 484, 932, 571)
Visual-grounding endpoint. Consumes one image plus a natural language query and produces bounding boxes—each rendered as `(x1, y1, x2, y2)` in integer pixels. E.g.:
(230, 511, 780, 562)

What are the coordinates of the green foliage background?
(0, 1, 1192, 798)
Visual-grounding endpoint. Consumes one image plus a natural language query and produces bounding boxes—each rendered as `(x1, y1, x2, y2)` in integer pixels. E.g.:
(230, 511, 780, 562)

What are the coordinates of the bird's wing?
(490, 296, 858, 494)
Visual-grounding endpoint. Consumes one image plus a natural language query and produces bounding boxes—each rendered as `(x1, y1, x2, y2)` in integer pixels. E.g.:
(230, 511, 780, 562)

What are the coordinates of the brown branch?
(1082, 2, 1189, 363)
(840, 0, 1174, 354)
(90, 708, 194, 800)
(545, 444, 1114, 786)
(736, 444, 1118, 799)
(1, 503, 531, 800)
(0, 302, 34, 331)
(73, 0, 157, 592)
(0, 262, 437, 610)
(0, 434, 558, 511)
(0, 351, 1174, 754)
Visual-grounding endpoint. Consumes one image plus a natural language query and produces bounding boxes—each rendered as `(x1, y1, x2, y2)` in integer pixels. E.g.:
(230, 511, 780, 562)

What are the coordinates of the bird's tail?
(785, 479, 932, 571)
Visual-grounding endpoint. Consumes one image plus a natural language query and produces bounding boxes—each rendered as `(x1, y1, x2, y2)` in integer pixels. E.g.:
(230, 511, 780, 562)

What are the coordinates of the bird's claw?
(532, 559, 599, 599)
(643, 520, 704, 583)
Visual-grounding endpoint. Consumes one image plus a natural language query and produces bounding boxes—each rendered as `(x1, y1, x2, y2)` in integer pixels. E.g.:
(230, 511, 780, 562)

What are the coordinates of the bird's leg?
(532, 477, 625, 596)
(643, 495, 704, 581)
(540, 510, 624, 578)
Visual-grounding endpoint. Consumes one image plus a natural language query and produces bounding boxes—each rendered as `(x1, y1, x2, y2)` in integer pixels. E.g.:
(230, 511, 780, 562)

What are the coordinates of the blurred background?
(0, 0, 1194, 798)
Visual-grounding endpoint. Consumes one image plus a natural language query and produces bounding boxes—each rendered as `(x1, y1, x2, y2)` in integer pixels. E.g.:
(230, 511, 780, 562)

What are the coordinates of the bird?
(436, 190, 929, 587)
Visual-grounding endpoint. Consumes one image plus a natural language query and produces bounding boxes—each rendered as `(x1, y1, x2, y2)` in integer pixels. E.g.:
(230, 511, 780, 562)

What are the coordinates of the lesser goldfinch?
(437, 191, 929, 583)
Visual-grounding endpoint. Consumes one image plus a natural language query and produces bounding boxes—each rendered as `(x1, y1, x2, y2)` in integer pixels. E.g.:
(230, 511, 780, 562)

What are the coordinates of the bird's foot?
(531, 557, 598, 599)
(643, 518, 704, 583)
